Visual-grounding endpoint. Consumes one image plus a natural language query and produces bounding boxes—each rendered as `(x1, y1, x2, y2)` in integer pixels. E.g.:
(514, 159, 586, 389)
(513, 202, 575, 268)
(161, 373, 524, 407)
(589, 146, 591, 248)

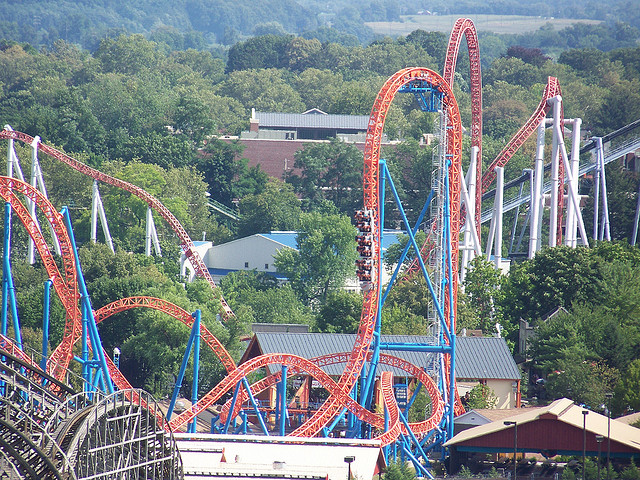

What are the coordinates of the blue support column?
(62, 207, 114, 394)
(1, 202, 21, 349)
(40, 279, 52, 371)
(443, 159, 457, 443)
(223, 381, 243, 434)
(188, 310, 201, 433)
(242, 377, 269, 435)
(2, 203, 11, 336)
(167, 318, 200, 421)
(279, 365, 288, 436)
(381, 162, 451, 342)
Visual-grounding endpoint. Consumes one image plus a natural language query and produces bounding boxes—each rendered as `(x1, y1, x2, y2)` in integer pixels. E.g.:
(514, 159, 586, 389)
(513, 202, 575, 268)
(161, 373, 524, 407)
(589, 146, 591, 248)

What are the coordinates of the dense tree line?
(1, 0, 639, 50)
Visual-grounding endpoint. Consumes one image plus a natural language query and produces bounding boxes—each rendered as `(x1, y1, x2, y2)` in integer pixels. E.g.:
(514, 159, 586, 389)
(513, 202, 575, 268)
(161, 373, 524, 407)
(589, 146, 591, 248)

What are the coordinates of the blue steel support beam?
(62, 207, 114, 394)
(167, 318, 199, 421)
(442, 158, 457, 444)
(242, 377, 270, 436)
(381, 162, 451, 342)
(279, 365, 288, 436)
(223, 381, 243, 434)
(1, 202, 10, 336)
(40, 279, 52, 370)
(381, 189, 435, 307)
(188, 310, 201, 433)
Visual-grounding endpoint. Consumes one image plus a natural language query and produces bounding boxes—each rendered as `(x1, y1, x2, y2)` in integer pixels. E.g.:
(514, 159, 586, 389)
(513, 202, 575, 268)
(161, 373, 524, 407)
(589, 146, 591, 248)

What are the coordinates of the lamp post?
(504, 421, 517, 480)
(113, 346, 120, 369)
(582, 410, 589, 480)
(344, 456, 355, 480)
(596, 435, 604, 480)
(605, 392, 613, 480)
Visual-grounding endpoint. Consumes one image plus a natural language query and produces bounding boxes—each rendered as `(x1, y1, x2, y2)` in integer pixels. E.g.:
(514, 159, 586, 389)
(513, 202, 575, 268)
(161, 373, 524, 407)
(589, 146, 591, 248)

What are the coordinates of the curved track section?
(47, 389, 183, 479)
(0, 67, 462, 445)
(481, 77, 562, 191)
(0, 418, 67, 480)
(444, 18, 483, 232)
(0, 129, 234, 320)
(0, 176, 81, 380)
(286, 67, 462, 439)
(219, 352, 444, 438)
(93, 296, 236, 373)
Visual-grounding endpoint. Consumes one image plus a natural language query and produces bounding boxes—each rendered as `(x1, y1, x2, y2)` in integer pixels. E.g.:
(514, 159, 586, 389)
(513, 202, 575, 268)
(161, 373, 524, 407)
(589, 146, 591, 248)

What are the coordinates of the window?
(244, 262, 249, 268)
(265, 263, 269, 269)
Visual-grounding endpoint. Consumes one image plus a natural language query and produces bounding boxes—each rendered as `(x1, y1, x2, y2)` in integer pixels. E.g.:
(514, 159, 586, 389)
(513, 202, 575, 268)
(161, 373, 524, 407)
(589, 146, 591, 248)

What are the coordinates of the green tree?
(463, 256, 506, 336)
(237, 179, 302, 237)
(274, 211, 357, 305)
(614, 359, 640, 413)
(384, 461, 415, 480)
(315, 290, 362, 333)
(195, 139, 245, 205)
(226, 34, 292, 72)
(215, 68, 305, 112)
(466, 383, 498, 409)
(287, 138, 363, 214)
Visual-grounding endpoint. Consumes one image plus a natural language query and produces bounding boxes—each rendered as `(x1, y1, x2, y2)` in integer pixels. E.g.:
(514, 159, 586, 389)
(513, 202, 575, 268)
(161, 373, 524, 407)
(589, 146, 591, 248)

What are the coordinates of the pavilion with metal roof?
(445, 398, 640, 462)
(241, 332, 521, 409)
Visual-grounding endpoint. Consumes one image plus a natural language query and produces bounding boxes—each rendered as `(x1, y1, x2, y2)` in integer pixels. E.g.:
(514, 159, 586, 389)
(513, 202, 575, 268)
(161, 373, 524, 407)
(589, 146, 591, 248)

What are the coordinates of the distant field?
(365, 14, 602, 36)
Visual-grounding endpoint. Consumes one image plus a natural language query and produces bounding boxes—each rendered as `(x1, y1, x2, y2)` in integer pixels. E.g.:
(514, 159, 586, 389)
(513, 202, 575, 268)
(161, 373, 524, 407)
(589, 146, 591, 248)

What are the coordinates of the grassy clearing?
(365, 14, 601, 36)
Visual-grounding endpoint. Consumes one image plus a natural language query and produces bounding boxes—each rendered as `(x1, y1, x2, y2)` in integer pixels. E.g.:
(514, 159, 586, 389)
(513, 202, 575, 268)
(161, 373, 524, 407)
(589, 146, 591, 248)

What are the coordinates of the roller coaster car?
(355, 235, 372, 246)
(356, 271, 372, 282)
(355, 259, 372, 270)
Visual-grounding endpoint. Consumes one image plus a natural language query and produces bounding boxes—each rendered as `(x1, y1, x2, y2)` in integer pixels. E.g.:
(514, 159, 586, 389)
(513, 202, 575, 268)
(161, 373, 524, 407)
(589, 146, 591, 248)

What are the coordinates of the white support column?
(553, 119, 590, 247)
(27, 137, 40, 264)
(5, 125, 15, 178)
(632, 181, 640, 246)
(460, 171, 482, 255)
(145, 207, 152, 256)
(145, 207, 162, 257)
(461, 146, 478, 282)
(91, 181, 115, 253)
(595, 137, 611, 241)
(593, 143, 601, 240)
(529, 121, 546, 258)
(565, 118, 582, 247)
(91, 180, 99, 243)
(548, 96, 562, 247)
(494, 166, 505, 270)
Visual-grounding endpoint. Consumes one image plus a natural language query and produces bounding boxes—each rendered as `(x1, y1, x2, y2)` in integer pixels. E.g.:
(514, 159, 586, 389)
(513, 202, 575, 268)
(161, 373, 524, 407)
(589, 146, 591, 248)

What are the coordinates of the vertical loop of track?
(444, 18, 483, 234)
(290, 67, 462, 438)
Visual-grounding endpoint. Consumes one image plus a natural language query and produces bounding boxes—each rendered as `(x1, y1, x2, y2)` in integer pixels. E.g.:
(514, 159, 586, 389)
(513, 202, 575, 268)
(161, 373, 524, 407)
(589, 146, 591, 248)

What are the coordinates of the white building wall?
(204, 235, 292, 272)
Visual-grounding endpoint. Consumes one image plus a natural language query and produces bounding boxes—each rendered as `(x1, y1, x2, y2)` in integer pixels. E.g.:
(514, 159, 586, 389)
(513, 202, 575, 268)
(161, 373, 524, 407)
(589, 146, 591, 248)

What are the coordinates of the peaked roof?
(241, 333, 520, 380)
(445, 398, 640, 456)
(258, 231, 299, 250)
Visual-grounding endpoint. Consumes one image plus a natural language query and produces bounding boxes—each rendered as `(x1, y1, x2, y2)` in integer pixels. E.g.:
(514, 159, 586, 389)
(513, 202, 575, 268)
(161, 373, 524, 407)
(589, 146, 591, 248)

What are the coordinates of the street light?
(344, 456, 355, 480)
(596, 435, 604, 480)
(605, 392, 613, 480)
(113, 346, 121, 369)
(582, 410, 589, 480)
(504, 421, 517, 480)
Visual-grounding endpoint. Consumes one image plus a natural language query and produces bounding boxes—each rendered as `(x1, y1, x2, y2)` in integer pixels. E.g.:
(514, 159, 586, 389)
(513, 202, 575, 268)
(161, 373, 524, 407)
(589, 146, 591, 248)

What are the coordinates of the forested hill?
(1, 0, 639, 49)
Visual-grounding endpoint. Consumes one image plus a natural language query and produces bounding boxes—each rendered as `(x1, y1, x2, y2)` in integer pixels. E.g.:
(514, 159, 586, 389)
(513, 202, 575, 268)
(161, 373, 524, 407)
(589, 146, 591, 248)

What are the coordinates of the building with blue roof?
(180, 230, 406, 289)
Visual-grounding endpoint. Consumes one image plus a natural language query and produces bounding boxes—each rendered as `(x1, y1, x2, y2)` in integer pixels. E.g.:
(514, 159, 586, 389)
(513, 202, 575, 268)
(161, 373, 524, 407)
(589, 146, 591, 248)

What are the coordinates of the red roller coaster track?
(444, 18, 483, 234)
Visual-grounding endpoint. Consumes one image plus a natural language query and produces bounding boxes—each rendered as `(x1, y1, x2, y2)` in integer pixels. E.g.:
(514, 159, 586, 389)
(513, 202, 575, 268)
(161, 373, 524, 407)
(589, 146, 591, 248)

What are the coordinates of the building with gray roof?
(241, 332, 521, 410)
